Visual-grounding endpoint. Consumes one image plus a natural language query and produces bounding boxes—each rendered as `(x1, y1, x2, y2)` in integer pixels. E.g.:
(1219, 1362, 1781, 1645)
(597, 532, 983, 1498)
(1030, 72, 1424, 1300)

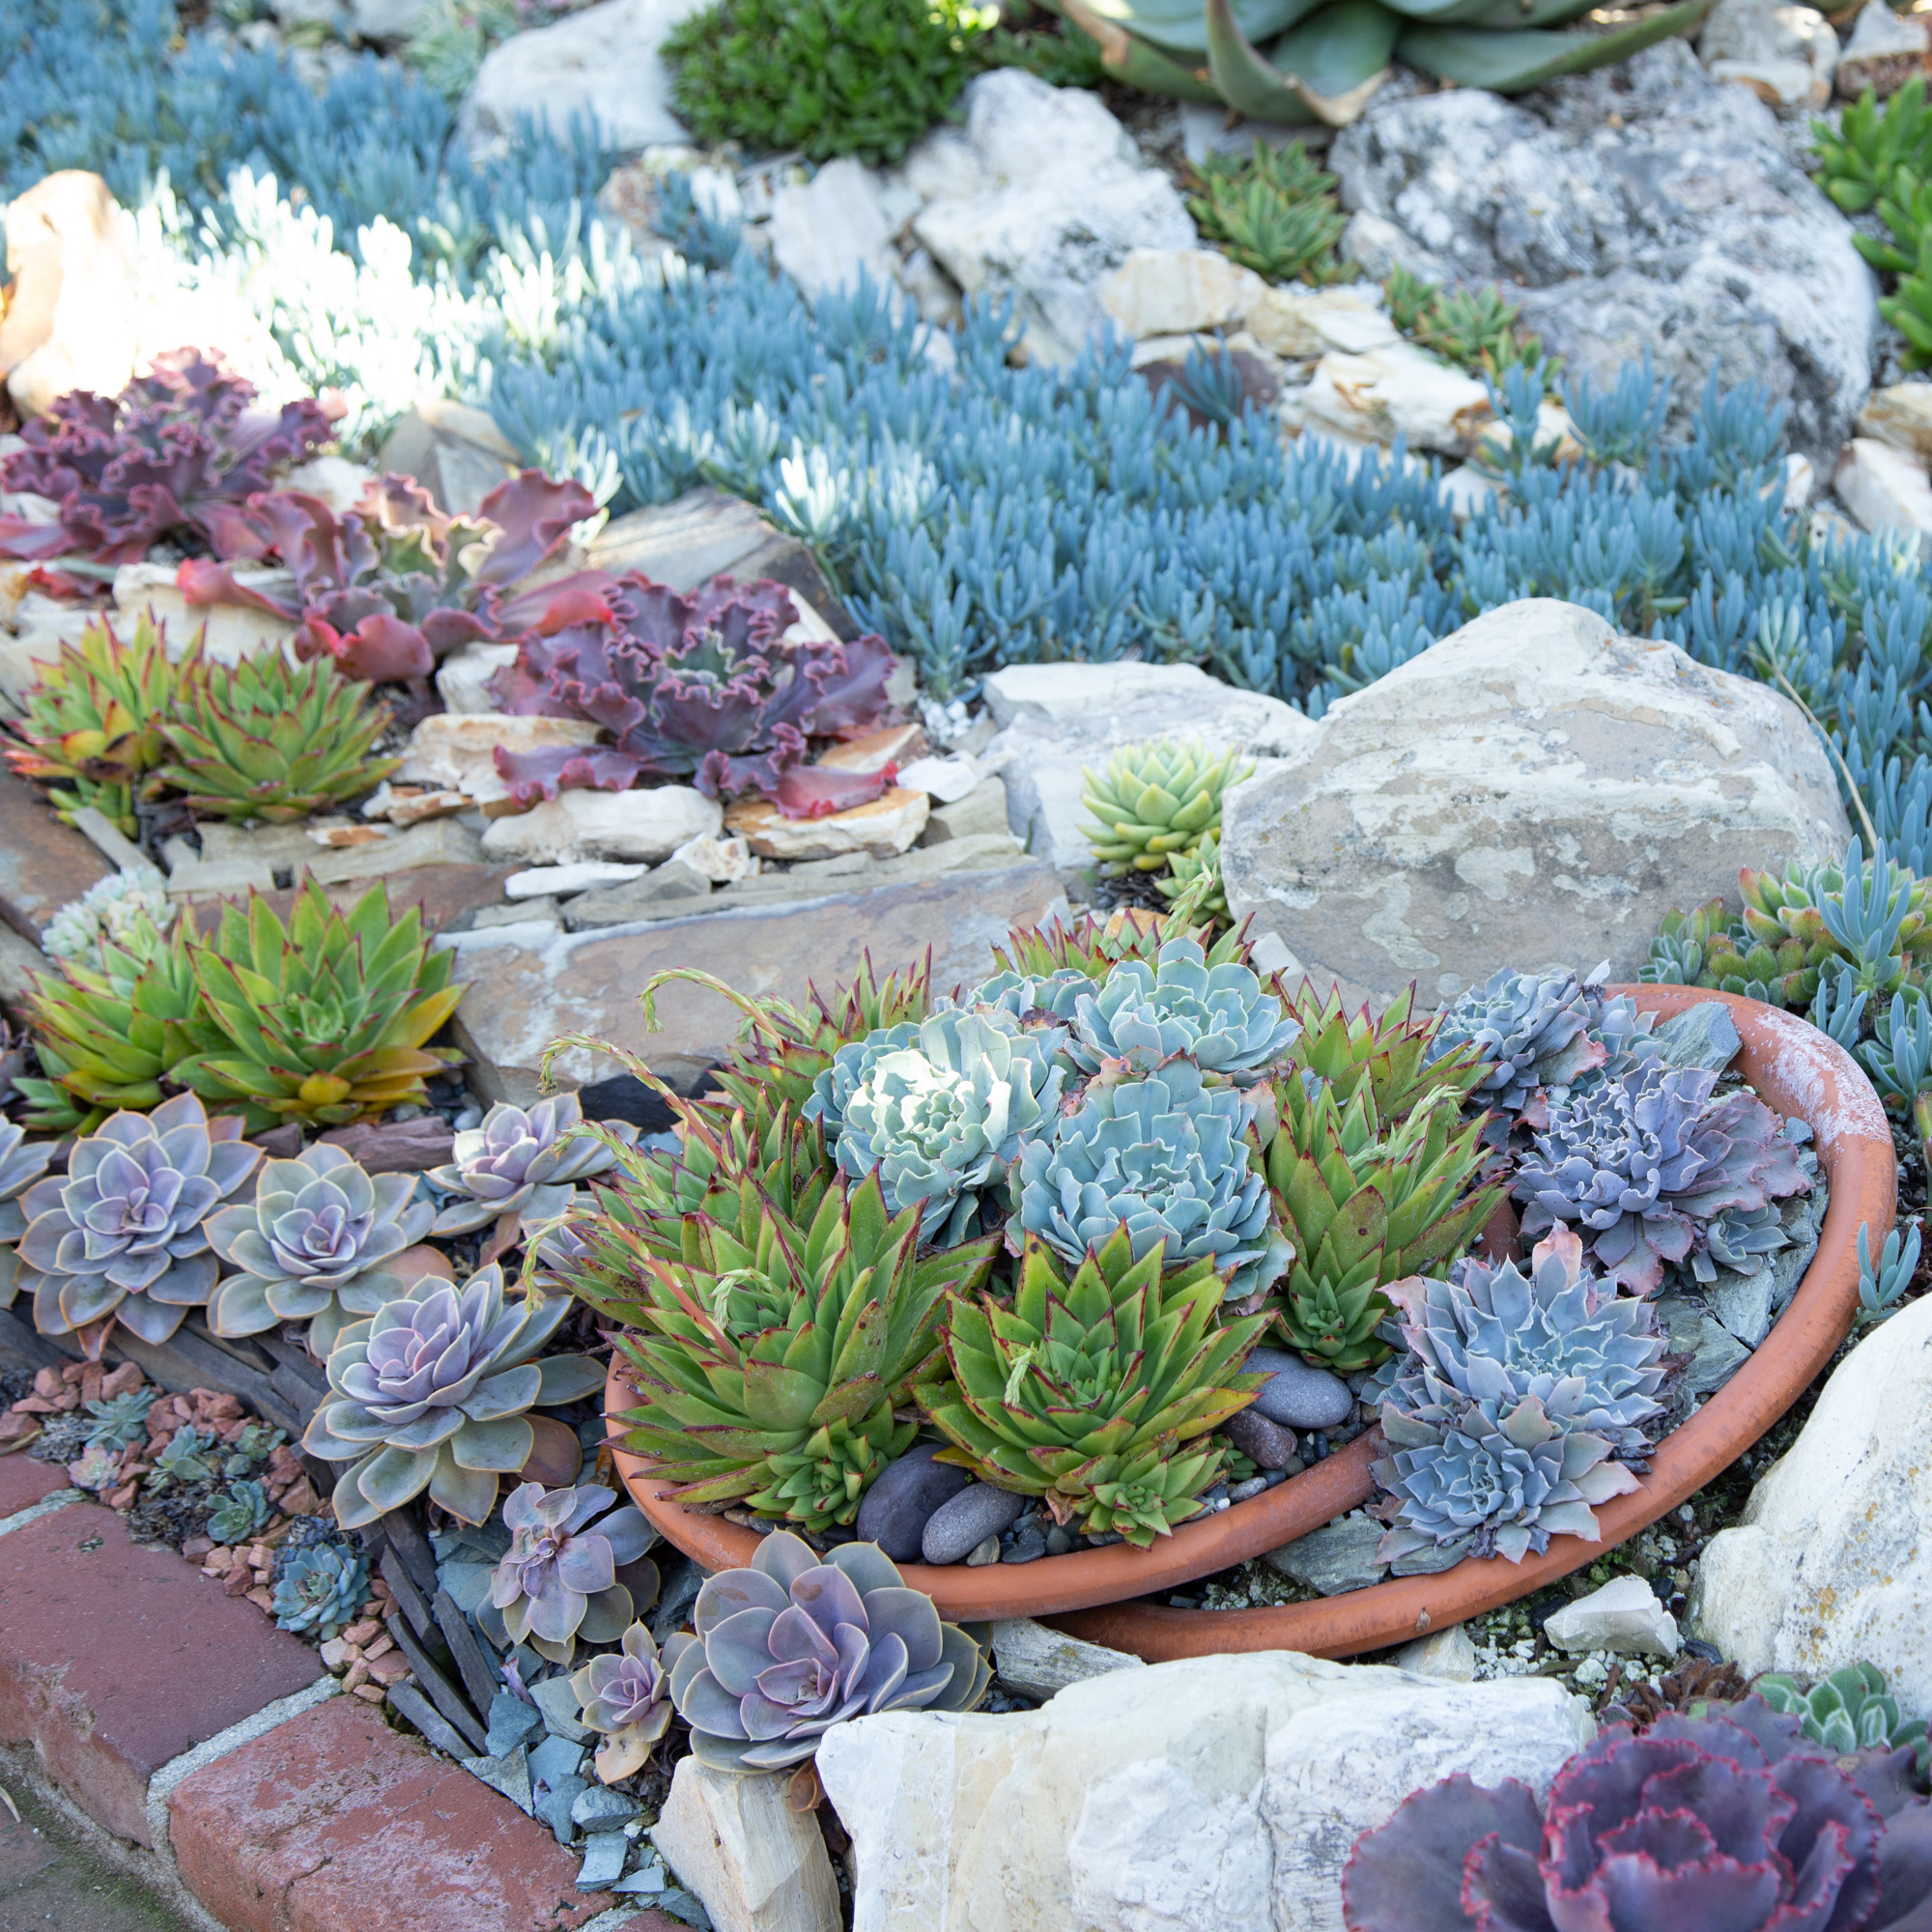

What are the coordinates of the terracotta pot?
(605, 987, 1894, 1633)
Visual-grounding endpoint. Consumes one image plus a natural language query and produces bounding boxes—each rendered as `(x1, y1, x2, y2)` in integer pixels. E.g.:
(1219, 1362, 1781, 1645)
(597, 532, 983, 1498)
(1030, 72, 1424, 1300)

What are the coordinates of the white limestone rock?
(1701, 0, 1837, 106)
(769, 158, 908, 304)
(816, 1650, 1593, 1932)
(1097, 247, 1267, 338)
(397, 713, 603, 793)
(1835, 437, 1932, 554)
(671, 832, 758, 883)
(110, 562, 298, 665)
(989, 1619, 1147, 1701)
(1690, 1291, 1932, 1716)
(435, 640, 522, 715)
(1835, 0, 1927, 98)
(652, 1757, 841, 1932)
(1392, 1625, 1478, 1681)
(1859, 381, 1932, 462)
(481, 785, 723, 865)
(1245, 283, 1399, 359)
(1543, 1576, 1682, 1658)
(724, 787, 929, 860)
(1221, 599, 1852, 1006)
(982, 661, 1316, 871)
(1284, 342, 1494, 457)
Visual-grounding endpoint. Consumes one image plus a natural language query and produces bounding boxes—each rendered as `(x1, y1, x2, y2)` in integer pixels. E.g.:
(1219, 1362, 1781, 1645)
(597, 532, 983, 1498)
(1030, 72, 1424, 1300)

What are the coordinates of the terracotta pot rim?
(604, 985, 1895, 1635)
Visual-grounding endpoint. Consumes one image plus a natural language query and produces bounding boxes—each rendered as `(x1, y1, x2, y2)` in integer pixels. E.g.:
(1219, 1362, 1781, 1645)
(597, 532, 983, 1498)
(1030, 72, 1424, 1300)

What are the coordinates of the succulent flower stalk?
(663, 1530, 991, 1772)
(428, 1094, 638, 1236)
(572, 1622, 677, 1782)
(486, 1481, 657, 1666)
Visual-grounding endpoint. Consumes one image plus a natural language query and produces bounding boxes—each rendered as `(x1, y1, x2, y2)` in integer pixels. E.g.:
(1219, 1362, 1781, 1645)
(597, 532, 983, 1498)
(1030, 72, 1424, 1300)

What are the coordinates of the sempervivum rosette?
(1015, 1061, 1281, 1294)
(664, 1530, 990, 1772)
(8, 1092, 260, 1356)
(301, 1265, 603, 1527)
(1511, 1062, 1812, 1294)
(806, 1007, 1065, 1245)
(205, 1143, 435, 1356)
(1064, 937, 1299, 1079)
(427, 1094, 638, 1236)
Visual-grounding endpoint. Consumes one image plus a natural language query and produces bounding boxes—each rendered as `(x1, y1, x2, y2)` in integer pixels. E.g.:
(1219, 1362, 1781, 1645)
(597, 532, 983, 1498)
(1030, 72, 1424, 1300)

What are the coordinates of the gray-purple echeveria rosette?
(484, 1481, 657, 1664)
(427, 1094, 639, 1236)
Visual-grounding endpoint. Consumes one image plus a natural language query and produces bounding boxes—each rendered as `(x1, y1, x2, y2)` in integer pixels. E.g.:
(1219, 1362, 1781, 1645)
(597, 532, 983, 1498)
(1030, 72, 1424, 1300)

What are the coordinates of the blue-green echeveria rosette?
(483, 1480, 657, 1665)
(1016, 1060, 1281, 1294)
(270, 1536, 370, 1639)
(301, 1264, 604, 1528)
(806, 1007, 1065, 1245)
(0, 1119, 60, 1310)
(205, 1142, 435, 1357)
(664, 1529, 991, 1773)
(967, 965, 1093, 1027)
(9, 1092, 260, 1353)
(427, 1094, 639, 1236)
(1065, 938, 1300, 1079)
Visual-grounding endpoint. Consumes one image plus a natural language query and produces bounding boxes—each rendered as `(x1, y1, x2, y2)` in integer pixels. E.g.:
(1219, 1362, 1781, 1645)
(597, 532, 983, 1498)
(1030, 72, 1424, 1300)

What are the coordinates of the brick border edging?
(0, 1487, 671, 1932)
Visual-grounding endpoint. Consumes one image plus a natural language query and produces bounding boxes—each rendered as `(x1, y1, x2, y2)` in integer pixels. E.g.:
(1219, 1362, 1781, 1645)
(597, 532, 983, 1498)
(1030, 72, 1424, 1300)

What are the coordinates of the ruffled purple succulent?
(1512, 1062, 1812, 1294)
(486, 571, 898, 820)
(664, 1530, 991, 1772)
(487, 1482, 656, 1664)
(1341, 1700, 1932, 1932)
(571, 1623, 676, 1781)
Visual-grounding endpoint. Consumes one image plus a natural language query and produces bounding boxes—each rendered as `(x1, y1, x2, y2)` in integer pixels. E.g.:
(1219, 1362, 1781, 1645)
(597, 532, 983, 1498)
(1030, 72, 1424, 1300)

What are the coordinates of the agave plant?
(5, 1092, 261, 1357)
(205, 1142, 438, 1357)
(1064, 937, 1299, 1079)
(572, 1622, 678, 1783)
(662, 1531, 991, 1772)
(1263, 1078, 1500, 1372)
(1340, 1701, 1932, 1932)
(487, 569, 897, 818)
(1049, 0, 1715, 128)
(428, 1094, 639, 1236)
(155, 649, 399, 823)
(1758, 1663, 1932, 1780)
(169, 880, 467, 1131)
(1078, 736, 1254, 879)
(918, 1226, 1269, 1547)
(1016, 1060, 1280, 1294)
(602, 1158, 997, 1530)
(805, 1006, 1066, 1246)
(301, 1264, 604, 1528)
(485, 1482, 657, 1665)
(1512, 1062, 1813, 1295)
(3, 615, 191, 835)
(270, 1535, 371, 1639)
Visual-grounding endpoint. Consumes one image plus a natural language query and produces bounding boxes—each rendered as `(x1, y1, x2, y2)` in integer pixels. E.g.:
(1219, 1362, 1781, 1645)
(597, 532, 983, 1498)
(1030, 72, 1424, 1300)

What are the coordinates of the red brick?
(169, 1696, 612, 1932)
(0, 1453, 73, 1518)
(0, 1502, 323, 1843)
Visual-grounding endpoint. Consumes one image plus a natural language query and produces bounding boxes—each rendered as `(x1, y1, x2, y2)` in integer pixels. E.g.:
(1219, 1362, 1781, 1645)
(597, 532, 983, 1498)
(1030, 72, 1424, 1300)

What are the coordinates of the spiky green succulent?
(1063, 935, 1299, 1079)
(1154, 827, 1228, 917)
(301, 1264, 604, 1528)
(1284, 980, 1492, 1122)
(2, 613, 190, 835)
(917, 1226, 1270, 1548)
(168, 879, 466, 1131)
(156, 648, 399, 823)
(602, 1157, 997, 1531)
(987, 880, 1235, 984)
(806, 1006, 1066, 1246)
(1079, 736, 1254, 879)
(1263, 1077, 1501, 1373)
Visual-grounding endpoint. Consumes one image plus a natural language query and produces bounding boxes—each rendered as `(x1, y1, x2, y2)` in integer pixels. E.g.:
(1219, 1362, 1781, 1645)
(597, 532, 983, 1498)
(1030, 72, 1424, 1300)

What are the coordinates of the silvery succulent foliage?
(806, 1007, 1066, 1245)
(41, 867, 174, 962)
(572, 1622, 676, 1782)
(1429, 966, 1659, 1119)
(1381, 1227, 1668, 1463)
(427, 1094, 639, 1236)
(663, 1530, 991, 1773)
(1512, 1063, 1813, 1295)
(1063, 938, 1300, 1080)
(7, 1093, 260, 1353)
(485, 1481, 657, 1665)
(1015, 1061, 1282, 1294)
(0, 1120, 58, 1308)
(205, 1144, 436, 1358)
(301, 1264, 604, 1529)
(967, 965, 1094, 1026)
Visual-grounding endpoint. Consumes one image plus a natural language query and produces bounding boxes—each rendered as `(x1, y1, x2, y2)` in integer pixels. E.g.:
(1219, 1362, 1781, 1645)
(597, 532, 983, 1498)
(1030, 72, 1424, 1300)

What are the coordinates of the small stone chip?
(576, 1831, 630, 1889)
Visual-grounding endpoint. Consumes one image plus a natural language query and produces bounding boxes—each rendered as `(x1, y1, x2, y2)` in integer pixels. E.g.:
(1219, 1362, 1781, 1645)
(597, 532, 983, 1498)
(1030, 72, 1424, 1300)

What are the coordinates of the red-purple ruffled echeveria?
(1341, 1700, 1932, 1932)
(0, 351, 334, 566)
(571, 1622, 676, 1782)
(486, 572, 898, 819)
(486, 1480, 657, 1665)
(175, 470, 596, 682)
(664, 1529, 991, 1772)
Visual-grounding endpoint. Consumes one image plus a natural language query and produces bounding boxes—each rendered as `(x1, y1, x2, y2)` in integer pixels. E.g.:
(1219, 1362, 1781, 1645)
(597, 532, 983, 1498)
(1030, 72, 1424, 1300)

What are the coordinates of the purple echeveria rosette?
(484, 1480, 657, 1665)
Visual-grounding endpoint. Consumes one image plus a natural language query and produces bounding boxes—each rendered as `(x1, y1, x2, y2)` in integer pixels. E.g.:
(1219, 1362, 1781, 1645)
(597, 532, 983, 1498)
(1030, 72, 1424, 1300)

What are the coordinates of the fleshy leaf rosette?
(1340, 1700, 1932, 1932)
(205, 1142, 436, 1358)
(1511, 1061, 1812, 1294)
(302, 1265, 604, 1527)
(10, 1092, 261, 1358)
(1064, 937, 1299, 1079)
(270, 1537, 370, 1640)
(0, 1119, 59, 1311)
(429, 1094, 639, 1236)
(806, 1007, 1066, 1246)
(485, 1481, 657, 1665)
(1015, 1060, 1279, 1295)
(663, 1530, 991, 1772)
(486, 569, 898, 819)
(572, 1622, 677, 1783)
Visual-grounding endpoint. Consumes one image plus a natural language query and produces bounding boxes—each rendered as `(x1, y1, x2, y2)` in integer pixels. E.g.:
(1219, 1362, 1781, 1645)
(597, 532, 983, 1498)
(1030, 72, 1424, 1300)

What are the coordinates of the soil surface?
(0, 1779, 194, 1932)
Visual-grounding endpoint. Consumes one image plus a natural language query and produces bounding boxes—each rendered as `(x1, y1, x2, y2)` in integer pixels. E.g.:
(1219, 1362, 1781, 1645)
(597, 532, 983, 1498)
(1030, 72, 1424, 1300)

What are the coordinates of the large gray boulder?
(1690, 1291, 1932, 1715)
(1221, 599, 1851, 1007)
(1328, 43, 1876, 467)
(815, 1649, 1594, 1932)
